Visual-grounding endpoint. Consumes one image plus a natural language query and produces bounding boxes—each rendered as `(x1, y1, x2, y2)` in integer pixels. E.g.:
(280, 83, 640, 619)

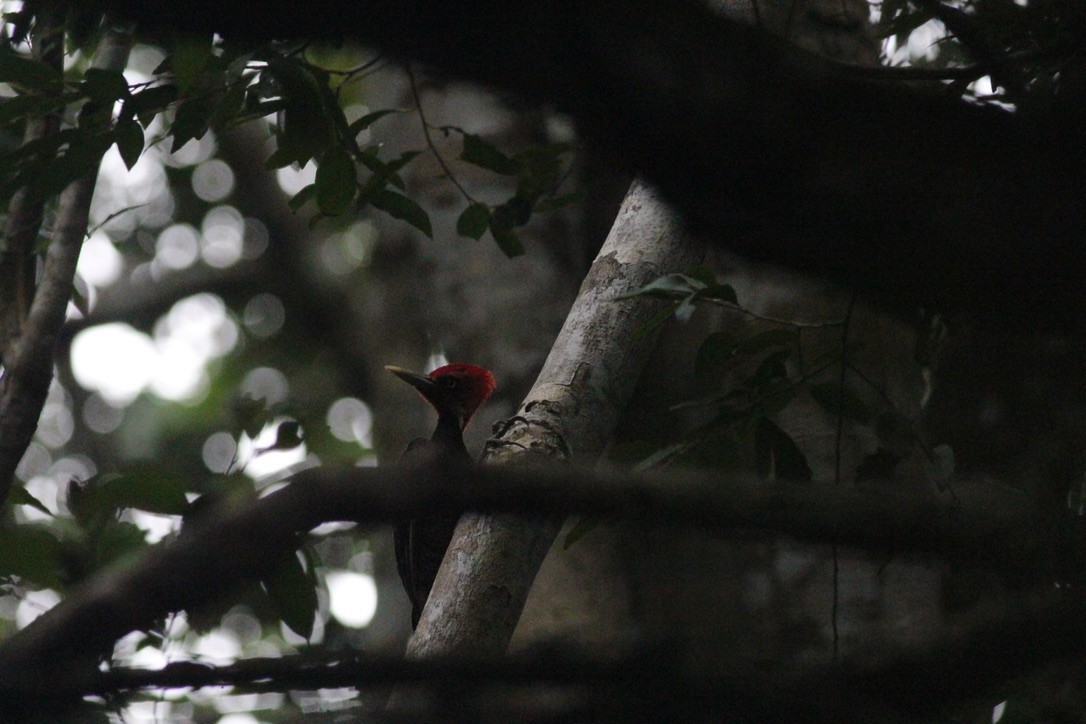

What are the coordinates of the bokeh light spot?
(202, 432, 238, 473)
(156, 223, 200, 270)
(71, 324, 158, 405)
(326, 571, 378, 628)
(78, 230, 124, 287)
(201, 205, 244, 268)
(242, 294, 285, 338)
(275, 161, 316, 196)
(326, 397, 373, 446)
(191, 158, 235, 202)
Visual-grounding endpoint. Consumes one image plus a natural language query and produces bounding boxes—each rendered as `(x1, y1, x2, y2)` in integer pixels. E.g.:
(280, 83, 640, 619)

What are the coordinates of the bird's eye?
(442, 377, 459, 388)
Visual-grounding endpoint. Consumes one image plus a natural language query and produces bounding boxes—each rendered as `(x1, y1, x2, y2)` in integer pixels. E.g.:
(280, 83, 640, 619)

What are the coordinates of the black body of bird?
(385, 363, 495, 629)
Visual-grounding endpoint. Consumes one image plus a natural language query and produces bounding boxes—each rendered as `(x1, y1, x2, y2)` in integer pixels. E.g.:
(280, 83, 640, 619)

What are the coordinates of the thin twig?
(831, 289, 859, 661)
(405, 64, 476, 203)
(711, 298, 847, 328)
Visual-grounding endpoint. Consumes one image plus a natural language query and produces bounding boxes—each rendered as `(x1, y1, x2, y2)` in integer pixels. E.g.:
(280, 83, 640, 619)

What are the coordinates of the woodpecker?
(385, 362, 496, 629)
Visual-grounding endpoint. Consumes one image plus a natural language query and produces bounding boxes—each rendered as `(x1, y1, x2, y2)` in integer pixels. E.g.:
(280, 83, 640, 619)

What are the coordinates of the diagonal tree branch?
(0, 12, 64, 355)
(0, 29, 132, 505)
(406, 179, 703, 657)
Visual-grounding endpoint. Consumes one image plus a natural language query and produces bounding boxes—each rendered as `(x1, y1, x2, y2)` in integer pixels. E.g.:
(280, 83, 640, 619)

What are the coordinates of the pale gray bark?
(362, 69, 591, 462)
(405, 180, 703, 657)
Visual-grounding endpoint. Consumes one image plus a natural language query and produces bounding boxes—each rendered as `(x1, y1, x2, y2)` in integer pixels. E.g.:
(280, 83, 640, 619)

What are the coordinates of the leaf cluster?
(446, 129, 580, 256)
(610, 269, 948, 491)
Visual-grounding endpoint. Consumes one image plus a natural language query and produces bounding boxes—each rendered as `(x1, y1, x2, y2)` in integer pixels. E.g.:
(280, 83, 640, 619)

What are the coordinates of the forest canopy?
(0, 0, 1084, 721)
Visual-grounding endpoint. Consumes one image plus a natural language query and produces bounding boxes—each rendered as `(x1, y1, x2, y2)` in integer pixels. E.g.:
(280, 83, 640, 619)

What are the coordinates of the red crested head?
(428, 363, 496, 424)
(385, 362, 496, 429)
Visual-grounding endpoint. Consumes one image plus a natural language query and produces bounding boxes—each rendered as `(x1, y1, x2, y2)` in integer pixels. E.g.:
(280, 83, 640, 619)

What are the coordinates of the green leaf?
(534, 189, 585, 212)
(615, 273, 697, 301)
(347, 109, 398, 136)
(358, 149, 419, 193)
(3, 9, 33, 44)
(265, 58, 335, 163)
(563, 517, 599, 550)
(492, 196, 532, 228)
(288, 183, 317, 212)
(377, 150, 421, 184)
(607, 441, 659, 466)
(71, 469, 191, 524)
(233, 394, 267, 439)
(685, 427, 739, 470)
(370, 188, 432, 237)
(8, 487, 52, 517)
(315, 146, 357, 216)
(114, 119, 144, 170)
(695, 331, 739, 379)
(513, 141, 572, 190)
(674, 296, 697, 323)
(263, 547, 318, 639)
(170, 97, 212, 153)
(614, 269, 737, 306)
(39, 134, 112, 196)
(752, 349, 790, 387)
(0, 524, 63, 588)
(488, 218, 524, 257)
(267, 421, 304, 451)
(809, 382, 873, 425)
(697, 283, 738, 305)
(461, 133, 520, 175)
(685, 265, 718, 287)
(630, 299, 684, 343)
(169, 35, 213, 94)
(122, 84, 178, 125)
(759, 379, 797, 418)
(77, 96, 113, 129)
(264, 146, 297, 170)
(734, 329, 798, 355)
(2, 127, 78, 165)
(754, 418, 811, 480)
(874, 6, 935, 40)
(93, 521, 149, 568)
(105, 470, 192, 515)
(0, 94, 70, 125)
(209, 79, 248, 131)
(83, 68, 130, 103)
(0, 48, 62, 91)
(456, 202, 490, 240)
(632, 443, 685, 471)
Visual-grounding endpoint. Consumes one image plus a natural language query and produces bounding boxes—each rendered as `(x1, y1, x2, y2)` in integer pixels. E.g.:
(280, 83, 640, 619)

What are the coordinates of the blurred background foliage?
(1, 0, 1085, 720)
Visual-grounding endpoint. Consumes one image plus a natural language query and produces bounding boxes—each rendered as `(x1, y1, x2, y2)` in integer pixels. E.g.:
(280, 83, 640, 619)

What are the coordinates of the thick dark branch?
(0, 461, 1036, 682)
(0, 647, 872, 722)
(73, 648, 677, 692)
(11, 583, 1086, 722)
(71, 0, 1086, 327)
